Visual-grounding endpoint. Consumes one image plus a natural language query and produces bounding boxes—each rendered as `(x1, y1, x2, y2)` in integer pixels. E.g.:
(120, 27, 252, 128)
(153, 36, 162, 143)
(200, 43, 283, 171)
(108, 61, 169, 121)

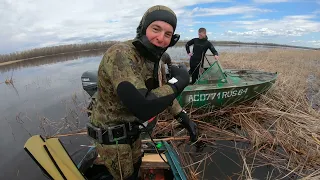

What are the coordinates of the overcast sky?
(1, 0, 320, 54)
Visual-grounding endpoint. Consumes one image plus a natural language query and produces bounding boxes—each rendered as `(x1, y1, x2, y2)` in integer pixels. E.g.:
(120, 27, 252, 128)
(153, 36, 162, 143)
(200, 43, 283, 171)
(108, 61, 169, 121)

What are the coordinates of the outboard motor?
(81, 71, 98, 97)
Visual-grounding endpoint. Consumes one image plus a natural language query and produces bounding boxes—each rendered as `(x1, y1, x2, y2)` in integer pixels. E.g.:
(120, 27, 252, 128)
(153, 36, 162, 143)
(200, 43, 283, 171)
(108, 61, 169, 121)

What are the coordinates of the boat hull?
(177, 78, 276, 108)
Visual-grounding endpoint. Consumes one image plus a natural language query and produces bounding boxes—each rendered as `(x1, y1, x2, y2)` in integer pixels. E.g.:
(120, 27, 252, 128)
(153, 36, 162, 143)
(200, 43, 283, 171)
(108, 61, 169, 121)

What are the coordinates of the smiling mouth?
(153, 42, 166, 48)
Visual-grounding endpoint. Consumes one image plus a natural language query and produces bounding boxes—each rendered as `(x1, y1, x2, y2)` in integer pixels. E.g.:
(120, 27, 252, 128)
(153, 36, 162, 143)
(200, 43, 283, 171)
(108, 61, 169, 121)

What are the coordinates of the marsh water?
(0, 45, 290, 179)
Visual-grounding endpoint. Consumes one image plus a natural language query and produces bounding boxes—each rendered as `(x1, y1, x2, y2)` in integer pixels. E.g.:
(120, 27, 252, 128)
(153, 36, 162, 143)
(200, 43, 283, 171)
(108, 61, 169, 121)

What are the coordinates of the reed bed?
(151, 49, 320, 179)
(175, 40, 317, 50)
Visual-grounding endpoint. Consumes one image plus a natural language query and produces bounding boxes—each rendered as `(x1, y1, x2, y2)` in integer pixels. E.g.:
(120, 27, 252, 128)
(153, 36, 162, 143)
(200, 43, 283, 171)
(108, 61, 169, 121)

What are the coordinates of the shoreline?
(0, 48, 108, 67)
(176, 41, 319, 50)
(0, 41, 318, 67)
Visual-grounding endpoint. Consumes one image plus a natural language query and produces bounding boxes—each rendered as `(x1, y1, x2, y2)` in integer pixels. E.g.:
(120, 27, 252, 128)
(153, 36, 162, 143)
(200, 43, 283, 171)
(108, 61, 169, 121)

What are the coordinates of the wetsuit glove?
(168, 64, 189, 96)
(174, 110, 198, 142)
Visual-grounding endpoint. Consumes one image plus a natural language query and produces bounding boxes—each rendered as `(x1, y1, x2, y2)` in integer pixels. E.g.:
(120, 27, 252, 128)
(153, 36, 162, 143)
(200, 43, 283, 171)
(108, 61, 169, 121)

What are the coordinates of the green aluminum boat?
(177, 55, 278, 108)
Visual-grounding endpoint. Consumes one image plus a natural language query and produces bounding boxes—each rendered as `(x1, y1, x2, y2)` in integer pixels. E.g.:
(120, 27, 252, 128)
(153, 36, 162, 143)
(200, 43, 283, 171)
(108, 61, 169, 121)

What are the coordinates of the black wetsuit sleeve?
(117, 82, 176, 122)
(208, 41, 218, 56)
(185, 38, 195, 54)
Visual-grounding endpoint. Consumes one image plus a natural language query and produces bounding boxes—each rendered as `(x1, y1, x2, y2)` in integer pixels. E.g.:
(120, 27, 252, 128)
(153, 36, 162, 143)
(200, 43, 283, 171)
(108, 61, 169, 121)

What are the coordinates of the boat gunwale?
(183, 73, 278, 92)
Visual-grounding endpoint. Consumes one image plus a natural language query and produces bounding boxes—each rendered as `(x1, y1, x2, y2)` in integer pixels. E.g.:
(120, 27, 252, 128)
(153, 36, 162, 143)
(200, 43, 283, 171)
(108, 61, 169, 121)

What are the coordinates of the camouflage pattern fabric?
(94, 137, 142, 180)
(90, 41, 182, 179)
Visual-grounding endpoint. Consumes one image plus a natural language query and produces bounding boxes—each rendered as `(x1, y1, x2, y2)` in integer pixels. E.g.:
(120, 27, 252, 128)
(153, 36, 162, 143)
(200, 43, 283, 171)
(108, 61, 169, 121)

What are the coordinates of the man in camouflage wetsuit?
(88, 5, 198, 180)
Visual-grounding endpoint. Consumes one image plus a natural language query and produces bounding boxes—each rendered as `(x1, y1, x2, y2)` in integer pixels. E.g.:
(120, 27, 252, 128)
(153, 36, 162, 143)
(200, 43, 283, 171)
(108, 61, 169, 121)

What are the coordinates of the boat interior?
(186, 55, 278, 91)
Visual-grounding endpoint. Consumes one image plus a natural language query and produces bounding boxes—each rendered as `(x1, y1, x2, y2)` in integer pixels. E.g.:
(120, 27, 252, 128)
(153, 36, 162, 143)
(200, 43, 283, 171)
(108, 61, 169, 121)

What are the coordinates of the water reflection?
(0, 49, 106, 73)
(0, 54, 104, 179)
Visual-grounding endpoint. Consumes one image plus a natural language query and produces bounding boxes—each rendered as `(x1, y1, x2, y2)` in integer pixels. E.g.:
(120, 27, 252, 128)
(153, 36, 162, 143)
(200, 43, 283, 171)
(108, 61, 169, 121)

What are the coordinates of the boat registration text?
(187, 88, 248, 102)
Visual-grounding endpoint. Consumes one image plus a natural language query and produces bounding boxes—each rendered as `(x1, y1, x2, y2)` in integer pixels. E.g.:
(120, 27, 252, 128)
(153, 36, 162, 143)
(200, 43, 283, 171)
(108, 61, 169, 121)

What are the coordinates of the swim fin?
(24, 135, 86, 180)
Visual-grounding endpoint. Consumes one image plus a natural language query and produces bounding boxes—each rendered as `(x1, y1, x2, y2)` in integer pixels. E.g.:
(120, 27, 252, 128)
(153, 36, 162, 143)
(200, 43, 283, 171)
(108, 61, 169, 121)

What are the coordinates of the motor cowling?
(81, 70, 98, 97)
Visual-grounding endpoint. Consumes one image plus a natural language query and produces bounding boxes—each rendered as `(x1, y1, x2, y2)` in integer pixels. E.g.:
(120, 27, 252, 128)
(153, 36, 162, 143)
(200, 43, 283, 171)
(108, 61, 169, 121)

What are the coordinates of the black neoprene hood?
(140, 9, 177, 35)
(132, 5, 179, 62)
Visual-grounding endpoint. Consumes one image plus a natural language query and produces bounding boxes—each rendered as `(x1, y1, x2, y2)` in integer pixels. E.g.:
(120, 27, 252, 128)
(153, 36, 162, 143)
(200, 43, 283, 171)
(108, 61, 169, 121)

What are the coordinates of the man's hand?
(174, 110, 198, 142)
(188, 53, 193, 57)
(168, 65, 190, 96)
(214, 55, 219, 60)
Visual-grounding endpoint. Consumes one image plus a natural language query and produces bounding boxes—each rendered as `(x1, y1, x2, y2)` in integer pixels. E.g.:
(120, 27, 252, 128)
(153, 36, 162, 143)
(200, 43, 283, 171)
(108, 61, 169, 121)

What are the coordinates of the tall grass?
(0, 41, 117, 64)
(184, 49, 320, 179)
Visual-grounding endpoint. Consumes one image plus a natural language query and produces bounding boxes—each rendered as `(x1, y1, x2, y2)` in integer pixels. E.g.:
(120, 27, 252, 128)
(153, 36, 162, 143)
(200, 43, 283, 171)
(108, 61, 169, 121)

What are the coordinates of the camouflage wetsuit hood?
(90, 5, 183, 180)
(132, 5, 180, 63)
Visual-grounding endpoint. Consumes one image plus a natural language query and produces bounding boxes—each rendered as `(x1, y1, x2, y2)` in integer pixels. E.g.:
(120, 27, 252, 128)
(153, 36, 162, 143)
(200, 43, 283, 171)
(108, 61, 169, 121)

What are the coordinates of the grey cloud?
(224, 27, 312, 37)
(191, 6, 272, 17)
(0, 0, 239, 54)
(308, 40, 320, 46)
(3, 0, 317, 53)
(221, 15, 320, 40)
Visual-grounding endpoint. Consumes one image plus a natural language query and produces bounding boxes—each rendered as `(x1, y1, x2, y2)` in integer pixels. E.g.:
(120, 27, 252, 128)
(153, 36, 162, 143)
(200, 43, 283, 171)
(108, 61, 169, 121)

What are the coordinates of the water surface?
(0, 45, 287, 179)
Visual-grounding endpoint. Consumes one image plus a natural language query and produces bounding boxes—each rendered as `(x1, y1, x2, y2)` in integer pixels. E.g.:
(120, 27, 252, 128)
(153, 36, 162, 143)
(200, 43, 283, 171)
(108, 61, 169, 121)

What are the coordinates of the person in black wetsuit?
(185, 27, 219, 84)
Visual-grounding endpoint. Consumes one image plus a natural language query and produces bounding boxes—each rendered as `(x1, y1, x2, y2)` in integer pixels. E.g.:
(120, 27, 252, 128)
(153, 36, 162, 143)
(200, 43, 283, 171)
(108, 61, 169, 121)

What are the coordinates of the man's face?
(146, 21, 173, 48)
(198, 31, 206, 39)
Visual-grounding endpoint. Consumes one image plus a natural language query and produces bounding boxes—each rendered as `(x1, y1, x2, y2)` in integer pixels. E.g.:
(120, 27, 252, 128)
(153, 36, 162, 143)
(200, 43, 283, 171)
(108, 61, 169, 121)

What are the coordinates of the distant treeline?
(176, 40, 320, 50)
(0, 41, 117, 64)
(0, 40, 318, 64)
(0, 49, 106, 73)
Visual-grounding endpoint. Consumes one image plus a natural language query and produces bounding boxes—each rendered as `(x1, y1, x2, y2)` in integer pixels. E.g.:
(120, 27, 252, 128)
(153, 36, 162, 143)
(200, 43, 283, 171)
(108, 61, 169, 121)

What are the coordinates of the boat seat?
(140, 153, 174, 180)
(141, 153, 170, 170)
